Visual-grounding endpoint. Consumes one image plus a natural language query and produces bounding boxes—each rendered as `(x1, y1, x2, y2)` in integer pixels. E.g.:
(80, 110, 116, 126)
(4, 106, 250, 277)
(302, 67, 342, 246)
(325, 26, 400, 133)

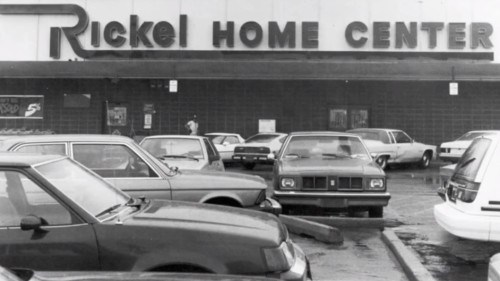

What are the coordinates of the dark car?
(0, 153, 309, 280)
(0, 135, 280, 215)
(271, 132, 390, 218)
(233, 133, 288, 170)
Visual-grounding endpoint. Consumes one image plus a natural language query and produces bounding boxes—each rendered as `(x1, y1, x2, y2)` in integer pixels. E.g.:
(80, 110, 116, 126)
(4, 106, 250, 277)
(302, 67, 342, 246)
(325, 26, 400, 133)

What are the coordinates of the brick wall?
(0, 78, 497, 146)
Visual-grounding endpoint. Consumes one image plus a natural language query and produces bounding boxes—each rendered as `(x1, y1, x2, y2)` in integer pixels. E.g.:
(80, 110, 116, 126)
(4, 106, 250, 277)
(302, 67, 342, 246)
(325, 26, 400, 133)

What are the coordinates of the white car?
(490, 253, 500, 281)
(347, 128, 436, 170)
(139, 135, 225, 172)
(439, 130, 500, 163)
(205, 133, 245, 162)
(233, 133, 288, 170)
(435, 135, 500, 242)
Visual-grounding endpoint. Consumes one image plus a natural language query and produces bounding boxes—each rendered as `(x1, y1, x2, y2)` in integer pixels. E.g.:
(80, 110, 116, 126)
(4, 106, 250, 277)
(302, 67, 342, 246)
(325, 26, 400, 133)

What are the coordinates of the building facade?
(0, 0, 498, 146)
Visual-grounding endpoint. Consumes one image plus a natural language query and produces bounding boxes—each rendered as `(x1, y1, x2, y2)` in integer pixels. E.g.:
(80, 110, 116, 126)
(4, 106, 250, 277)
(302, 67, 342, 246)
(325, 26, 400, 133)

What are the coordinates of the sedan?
(0, 153, 309, 280)
(205, 132, 245, 163)
(139, 135, 225, 171)
(0, 134, 281, 214)
(233, 133, 288, 170)
(439, 130, 500, 163)
(271, 131, 390, 218)
(347, 128, 436, 170)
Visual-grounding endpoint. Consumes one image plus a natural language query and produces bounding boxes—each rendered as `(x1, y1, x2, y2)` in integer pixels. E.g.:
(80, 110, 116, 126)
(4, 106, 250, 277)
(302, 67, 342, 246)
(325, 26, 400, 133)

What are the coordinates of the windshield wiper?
(95, 204, 122, 218)
(322, 153, 351, 159)
(157, 155, 199, 162)
(459, 157, 476, 169)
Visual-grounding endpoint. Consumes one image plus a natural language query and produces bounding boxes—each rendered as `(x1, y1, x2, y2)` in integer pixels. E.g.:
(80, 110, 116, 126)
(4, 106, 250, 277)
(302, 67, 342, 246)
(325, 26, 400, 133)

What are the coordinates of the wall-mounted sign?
(144, 114, 152, 129)
(450, 82, 458, 95)
(107, 106, 127, 126)
(259, 119, 276, 133)
(169, 80, 178, 93)
(0, 95, 44, 119)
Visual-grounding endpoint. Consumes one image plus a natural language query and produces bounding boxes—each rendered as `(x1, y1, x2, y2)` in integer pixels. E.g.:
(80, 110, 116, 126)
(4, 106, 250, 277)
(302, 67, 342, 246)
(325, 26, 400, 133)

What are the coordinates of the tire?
(242, 162, 256, 170)
(375, 156, 388, 170)
(368, 206, 383, 218)
(418, 152, 431, 169)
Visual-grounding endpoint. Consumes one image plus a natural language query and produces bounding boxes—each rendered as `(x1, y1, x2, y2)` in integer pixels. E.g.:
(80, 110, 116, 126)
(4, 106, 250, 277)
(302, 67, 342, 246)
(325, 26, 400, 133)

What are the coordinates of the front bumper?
(273, 242, 311, 281)
(273, 191, 390, 208)
(249, 197, 282, 216)
(434, 202, 490, 241)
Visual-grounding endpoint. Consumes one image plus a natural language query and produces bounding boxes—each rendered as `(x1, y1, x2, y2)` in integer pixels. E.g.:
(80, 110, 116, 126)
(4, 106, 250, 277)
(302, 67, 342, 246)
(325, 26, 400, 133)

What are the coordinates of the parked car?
(270, 131, 390, 218)
(0, 265, 280, 281)
(439, 130, 500, 163)
(205, 133, 245, 163)
(0, 135, 280, 214)
(347, 128, 436, 170)
(0, 153, 309, 279)
(233, 133, 288, 170)
(490, 253, 500, 281)
(434, 135, 500, 242)
(139, 135, 225, 172)
(437, 163, 456, 201)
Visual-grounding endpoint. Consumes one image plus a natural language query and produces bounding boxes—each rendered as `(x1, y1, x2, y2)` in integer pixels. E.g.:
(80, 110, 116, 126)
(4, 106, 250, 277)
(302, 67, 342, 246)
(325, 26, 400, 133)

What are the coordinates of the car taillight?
(450, 181, 480, 203)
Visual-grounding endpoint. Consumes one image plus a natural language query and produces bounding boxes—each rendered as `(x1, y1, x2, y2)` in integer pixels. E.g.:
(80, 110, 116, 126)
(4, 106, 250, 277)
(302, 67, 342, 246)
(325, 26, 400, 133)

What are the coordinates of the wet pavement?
(226, 160, 500, 281)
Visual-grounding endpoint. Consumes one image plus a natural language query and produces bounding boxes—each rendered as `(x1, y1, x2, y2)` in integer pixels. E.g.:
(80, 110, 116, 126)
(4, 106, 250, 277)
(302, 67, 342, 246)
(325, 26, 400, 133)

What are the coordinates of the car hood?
(171, 169, 267, 190)
(280, 158, 383, 175)
(440, 141, 472, 149)
(127, 200, 284, 242)
(29, 271, 276, 281)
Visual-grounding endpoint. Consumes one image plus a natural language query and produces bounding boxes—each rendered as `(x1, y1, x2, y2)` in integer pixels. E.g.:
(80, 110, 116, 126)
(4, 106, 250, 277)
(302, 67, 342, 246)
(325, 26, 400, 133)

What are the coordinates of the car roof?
(142, 135, 207, 140)
(0, 134, 135, 144)
(348, 128, 398, 132)
(289, 131, 360, 137)
(0, 153, 65, 167)
(205, 132, 240, 136)
(464, 130, 500, 134)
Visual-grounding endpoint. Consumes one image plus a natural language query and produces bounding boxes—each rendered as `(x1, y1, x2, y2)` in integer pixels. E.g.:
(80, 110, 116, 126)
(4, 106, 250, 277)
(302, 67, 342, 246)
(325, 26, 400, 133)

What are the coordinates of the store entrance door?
(328, 107, 370, 132)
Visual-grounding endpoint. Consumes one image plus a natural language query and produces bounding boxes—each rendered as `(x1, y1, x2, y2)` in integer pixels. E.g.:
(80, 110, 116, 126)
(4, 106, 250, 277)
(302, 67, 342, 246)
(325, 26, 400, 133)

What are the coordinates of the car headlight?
(369, 179, 385, 190)
(262, 241, 295, 272)
(280, 178, 296, 189)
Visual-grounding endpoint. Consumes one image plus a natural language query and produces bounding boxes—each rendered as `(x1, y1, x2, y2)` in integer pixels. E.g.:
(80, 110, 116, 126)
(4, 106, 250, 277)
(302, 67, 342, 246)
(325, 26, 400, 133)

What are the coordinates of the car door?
(0, 169, 99, 271)
(390, 131, 418, 163)
(71, 143, 172, 200)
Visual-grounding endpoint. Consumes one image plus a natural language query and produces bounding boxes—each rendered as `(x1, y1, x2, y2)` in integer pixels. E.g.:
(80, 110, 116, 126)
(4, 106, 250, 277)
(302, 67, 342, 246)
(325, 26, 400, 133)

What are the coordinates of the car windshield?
(140, 138, 205, 159)
(456, 132, 496, 141)
(34, 158, 129, 217)
(246, 134, 280, 144)
(282, 135, 370, 159)
(349, 130, 391, 144)
(454, 138, 491, 181)
(207, 135, 225, 144)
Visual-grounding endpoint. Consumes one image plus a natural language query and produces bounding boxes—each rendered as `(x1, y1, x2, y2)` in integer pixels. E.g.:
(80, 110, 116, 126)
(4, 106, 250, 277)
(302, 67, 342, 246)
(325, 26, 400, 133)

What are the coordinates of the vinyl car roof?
(0, 153, 65, 167)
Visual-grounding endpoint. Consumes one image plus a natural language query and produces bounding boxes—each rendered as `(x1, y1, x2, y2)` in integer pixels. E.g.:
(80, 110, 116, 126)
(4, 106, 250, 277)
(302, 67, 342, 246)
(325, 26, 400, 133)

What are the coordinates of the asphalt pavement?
(226, 160, 499, 281)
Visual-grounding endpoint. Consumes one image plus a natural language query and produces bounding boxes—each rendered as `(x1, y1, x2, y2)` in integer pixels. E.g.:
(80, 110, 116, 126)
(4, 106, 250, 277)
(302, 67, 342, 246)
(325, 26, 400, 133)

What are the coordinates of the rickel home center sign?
(0, 1, 496, 61)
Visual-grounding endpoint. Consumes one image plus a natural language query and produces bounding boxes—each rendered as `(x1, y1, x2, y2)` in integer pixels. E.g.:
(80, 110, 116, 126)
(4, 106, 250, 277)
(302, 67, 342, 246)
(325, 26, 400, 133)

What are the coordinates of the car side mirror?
(223, 142, 230, 146)
(21, 215, 47, 232)
(268, 153, 275, 160)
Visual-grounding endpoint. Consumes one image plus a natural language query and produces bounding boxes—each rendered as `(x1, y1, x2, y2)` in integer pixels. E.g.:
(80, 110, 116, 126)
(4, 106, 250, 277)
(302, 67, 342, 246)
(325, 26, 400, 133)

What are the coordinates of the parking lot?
(226, 161, 500, 281)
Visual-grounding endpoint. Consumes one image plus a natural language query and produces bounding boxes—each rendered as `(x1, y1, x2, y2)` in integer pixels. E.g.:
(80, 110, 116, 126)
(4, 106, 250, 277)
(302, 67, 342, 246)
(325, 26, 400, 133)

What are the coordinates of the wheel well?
(204, 197, 242, 208)
(424, 150, 433, 158)
(149, 264, 214, 273)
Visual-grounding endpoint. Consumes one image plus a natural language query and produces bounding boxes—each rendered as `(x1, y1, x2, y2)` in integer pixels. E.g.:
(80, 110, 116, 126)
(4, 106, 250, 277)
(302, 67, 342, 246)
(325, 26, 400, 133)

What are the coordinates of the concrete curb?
(279, 215, 343, 244)
(382, 229, 436, 281)
(299, 216, 385, 229)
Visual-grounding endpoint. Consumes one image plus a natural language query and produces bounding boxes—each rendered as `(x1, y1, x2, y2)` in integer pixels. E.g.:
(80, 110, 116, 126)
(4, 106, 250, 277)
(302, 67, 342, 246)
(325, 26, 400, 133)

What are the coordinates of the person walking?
(185, 115, 199, 136)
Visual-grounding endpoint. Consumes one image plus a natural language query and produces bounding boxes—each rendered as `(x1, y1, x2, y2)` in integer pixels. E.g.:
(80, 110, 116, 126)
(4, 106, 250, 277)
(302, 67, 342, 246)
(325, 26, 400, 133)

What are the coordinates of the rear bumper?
(273, 191, 390, 208)
(232, 154, 272, 164)
(249, 197, 282, 216)
(434, 203, 490, 241)
(439, 153, 461, 163)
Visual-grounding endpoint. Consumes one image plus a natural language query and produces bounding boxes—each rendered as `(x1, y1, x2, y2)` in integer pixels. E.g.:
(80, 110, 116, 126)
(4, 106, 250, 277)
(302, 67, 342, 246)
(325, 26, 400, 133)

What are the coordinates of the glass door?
(328, 107, 369, 131)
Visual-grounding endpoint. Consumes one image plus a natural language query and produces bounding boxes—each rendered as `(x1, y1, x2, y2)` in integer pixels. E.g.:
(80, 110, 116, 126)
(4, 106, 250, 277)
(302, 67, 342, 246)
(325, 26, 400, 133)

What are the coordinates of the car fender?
(134, 247, 227, 273)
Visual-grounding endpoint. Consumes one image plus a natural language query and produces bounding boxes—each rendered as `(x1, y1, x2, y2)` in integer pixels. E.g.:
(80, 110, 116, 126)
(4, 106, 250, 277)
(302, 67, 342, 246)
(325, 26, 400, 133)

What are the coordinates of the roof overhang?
(0, 59, 499, 81)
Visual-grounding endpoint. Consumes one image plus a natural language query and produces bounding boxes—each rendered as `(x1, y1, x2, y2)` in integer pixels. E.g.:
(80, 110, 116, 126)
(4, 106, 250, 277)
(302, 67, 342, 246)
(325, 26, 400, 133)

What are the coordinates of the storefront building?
(0, 0, 498, 146)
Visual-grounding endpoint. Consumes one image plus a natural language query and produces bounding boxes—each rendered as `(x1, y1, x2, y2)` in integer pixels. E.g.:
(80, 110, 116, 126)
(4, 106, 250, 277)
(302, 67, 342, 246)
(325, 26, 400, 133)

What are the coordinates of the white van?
(434, 135, 500, 242)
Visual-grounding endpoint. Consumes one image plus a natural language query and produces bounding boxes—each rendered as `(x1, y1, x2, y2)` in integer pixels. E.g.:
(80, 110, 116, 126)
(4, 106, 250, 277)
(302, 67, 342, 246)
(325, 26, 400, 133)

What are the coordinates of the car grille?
(338, 177, 363, 190)
(302, 177, 327, 190)
(235, 147, 270, 154)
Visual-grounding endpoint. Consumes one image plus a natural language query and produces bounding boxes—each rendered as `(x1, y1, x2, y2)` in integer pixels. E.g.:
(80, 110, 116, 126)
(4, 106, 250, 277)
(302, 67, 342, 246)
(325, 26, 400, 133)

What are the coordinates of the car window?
(246, 134, 280, 143)
(204, 139, 217, 156)
(207, 135, 225, 144)
(456, 132, 496, 141)
(282, 135, 370, 159)
(225, 136, 239, 144)
(454, 138, 491, 181)
(16, 144, 66, 155)
(392, 131, 412, 144)
(141, 138, 205, 159)
(73, 144, 158, 178)
(350, 131, 391, 144)
(0, 171, 73, 227)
